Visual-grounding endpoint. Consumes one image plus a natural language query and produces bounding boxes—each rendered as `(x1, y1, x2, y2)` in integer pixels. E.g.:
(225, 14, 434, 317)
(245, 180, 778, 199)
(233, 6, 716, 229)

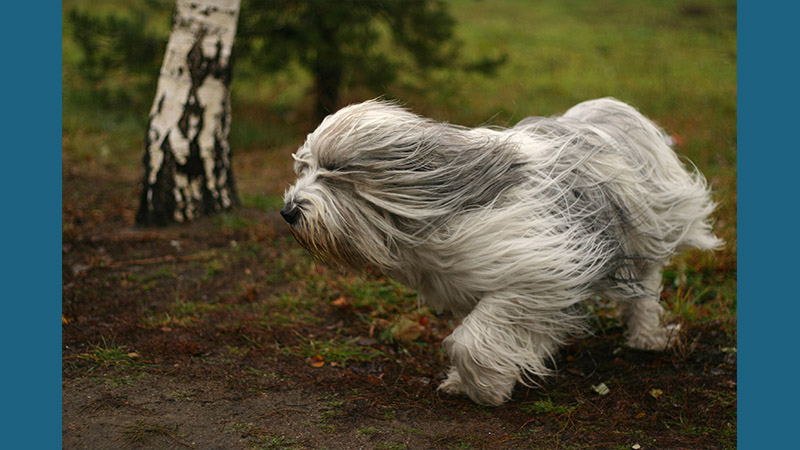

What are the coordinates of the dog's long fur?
(282, 98, 722, 406)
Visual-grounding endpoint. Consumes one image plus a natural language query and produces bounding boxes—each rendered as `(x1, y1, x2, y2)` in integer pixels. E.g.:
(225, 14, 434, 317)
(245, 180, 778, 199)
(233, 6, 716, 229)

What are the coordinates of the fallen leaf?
(384, 317, 424, 343)
(592, 382, 610, 396)
(127, 352, 140, 359)
(331, 296, 348, 307)
(649, 388, 664, 399)
(62, 315, 71, 325)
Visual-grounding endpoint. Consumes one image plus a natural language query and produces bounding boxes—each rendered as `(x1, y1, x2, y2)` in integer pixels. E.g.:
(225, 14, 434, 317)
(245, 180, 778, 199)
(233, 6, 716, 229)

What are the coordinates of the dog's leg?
(438, 294, 568, 406)
(617, 268, 680, 351)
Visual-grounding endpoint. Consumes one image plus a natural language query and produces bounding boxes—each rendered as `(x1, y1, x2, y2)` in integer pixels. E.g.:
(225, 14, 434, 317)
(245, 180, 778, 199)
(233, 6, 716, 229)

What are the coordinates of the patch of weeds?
(232, 241, 263, 260)
(702, 388, 737, 414)
(250, 434, 298, 450)
(318, 396, 344, 428)
(339, 276, 417, 313)
(245, 366, 285, 382)
(78, 337, 149, 369)
(123, 420, 191, 448)
(167, 389, 196, 401)
(225, 423, 299, 450)
(215, 212, 255, 231)
(449, 437, 478, 450)
(291, 338, 385, 365)
(253, 294, 324, 327)
(202, 258, 226, 282)
(241, 193, 284, 211)
(141, 297, 224, 329)
(392, 425, 423, 436)
(662, 259, 736, 329)
(125, 265, 176, 291)
(666, 414, 730, 443)
(519, 398, 577, 416)
(226, 345, 251, 357)
(318, 423, 337, 433)
(356, 426, 381, 436)
(376, 443, 408, 450)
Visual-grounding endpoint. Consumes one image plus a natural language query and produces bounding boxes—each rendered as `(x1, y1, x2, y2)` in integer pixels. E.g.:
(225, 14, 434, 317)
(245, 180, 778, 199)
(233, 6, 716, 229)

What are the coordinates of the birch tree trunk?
(136, 0, 241, 226)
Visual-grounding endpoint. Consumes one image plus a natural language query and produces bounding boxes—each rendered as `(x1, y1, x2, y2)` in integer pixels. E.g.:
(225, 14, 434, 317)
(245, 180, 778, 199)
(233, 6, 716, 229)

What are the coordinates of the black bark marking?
(136, 131, 178, 226)
(156, 94, 166, 115)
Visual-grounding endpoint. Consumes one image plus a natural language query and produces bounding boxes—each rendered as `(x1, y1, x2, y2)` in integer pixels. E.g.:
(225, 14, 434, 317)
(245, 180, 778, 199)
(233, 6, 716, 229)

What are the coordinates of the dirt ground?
(62, 164, 736, 450)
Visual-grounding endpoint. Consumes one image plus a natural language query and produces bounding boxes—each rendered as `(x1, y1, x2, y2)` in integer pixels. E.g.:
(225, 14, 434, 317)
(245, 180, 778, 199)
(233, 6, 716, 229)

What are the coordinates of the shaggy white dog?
(281, 98, 722, 406)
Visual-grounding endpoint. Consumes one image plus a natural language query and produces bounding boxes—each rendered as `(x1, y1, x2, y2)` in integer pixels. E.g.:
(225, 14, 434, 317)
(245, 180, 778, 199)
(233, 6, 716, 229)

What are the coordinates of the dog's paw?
(437, 367, 511, 406)
(437, 367, 464, 395)
(626, 323, 681, 351)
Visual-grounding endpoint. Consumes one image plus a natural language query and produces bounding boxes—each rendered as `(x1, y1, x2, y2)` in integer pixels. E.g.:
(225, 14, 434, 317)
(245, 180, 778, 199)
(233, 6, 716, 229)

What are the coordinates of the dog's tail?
(561, 97, 723, 253)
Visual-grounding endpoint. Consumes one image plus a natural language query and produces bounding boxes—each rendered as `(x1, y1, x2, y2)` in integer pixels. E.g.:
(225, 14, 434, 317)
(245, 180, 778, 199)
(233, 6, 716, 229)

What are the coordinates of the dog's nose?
(280, 202, 302, 225)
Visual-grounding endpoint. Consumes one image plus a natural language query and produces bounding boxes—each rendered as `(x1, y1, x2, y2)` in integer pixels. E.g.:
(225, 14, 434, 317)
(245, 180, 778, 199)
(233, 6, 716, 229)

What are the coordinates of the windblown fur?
(281, 98, 722, 406)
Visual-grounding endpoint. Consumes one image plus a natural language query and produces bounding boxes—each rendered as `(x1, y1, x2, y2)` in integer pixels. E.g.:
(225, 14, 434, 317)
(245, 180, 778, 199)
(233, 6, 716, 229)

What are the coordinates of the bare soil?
(62, 167, 736, 450)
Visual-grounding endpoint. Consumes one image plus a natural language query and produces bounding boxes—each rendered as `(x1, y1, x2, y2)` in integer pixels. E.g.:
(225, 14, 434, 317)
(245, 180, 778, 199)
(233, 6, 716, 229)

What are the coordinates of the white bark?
(137, 0, 240, 225)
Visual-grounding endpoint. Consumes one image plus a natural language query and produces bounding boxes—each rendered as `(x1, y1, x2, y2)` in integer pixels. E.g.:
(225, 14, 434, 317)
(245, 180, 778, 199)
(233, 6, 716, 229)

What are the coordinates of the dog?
(280, 98, 722, 406)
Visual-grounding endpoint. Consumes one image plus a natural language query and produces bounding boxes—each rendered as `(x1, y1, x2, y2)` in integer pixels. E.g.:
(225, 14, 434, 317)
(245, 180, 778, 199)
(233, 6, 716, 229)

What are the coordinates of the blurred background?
(63, 0, 736, 231)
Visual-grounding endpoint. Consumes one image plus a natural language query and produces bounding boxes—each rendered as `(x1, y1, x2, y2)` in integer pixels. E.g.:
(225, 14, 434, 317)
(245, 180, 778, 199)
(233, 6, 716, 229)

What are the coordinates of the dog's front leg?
(437, 293, 570, 406)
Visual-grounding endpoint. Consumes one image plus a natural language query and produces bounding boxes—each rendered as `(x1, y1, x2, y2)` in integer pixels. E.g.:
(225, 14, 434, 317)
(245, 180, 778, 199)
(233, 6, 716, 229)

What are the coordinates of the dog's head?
(281, 100, 527, 271)
(281, 100, 432, 271)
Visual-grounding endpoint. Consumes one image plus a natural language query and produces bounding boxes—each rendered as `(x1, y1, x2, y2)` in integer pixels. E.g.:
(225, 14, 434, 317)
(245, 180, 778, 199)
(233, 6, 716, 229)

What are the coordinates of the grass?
(224, 423, 300, 450)
(356, 426, 381, 436)
(519, 398, 578, 416)
(141, 296, 225, 329)
(375, 443, 409, 450)
(78, 337, 148, 368)
(250, 435, 299, 450)
(292, 338, 386, 365)
(124, 420, 191, 448)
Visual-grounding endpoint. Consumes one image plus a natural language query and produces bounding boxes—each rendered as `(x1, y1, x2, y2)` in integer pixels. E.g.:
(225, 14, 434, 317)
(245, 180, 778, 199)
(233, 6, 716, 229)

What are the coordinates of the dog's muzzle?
(280, 202, 302, 225)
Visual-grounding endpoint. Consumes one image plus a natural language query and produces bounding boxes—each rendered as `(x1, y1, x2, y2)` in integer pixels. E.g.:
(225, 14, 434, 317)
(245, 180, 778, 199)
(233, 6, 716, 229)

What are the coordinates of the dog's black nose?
(280, 203, 302, 225)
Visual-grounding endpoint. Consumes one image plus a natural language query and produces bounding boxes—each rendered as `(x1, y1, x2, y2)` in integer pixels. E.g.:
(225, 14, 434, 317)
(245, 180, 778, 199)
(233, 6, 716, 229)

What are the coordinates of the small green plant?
(290, 338, 385, 365)
(250, 434, 298, 450)
(356, 426, 381, 436)
(79, 336, 148, 368)
(202, 259, 226, 282)
(167, 389, 196, 401)
(520, 398, 577, 416)
(141, 297, 223, 329)
(225, 422, 259, 434)
(376, 443, 408, 450)
(123, 420, 190, 447)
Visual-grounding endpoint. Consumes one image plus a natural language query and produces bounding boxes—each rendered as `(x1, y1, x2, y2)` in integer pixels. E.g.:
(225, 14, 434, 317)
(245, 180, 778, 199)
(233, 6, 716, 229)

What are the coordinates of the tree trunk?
(136, 0, 241, 226)
(311, 17, 342, 124)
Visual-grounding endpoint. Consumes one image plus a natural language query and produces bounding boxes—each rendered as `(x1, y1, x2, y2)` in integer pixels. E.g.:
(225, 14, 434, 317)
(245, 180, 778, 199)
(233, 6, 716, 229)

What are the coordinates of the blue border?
(738, 2, 797, 448)
(1, 3, 62, 447)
